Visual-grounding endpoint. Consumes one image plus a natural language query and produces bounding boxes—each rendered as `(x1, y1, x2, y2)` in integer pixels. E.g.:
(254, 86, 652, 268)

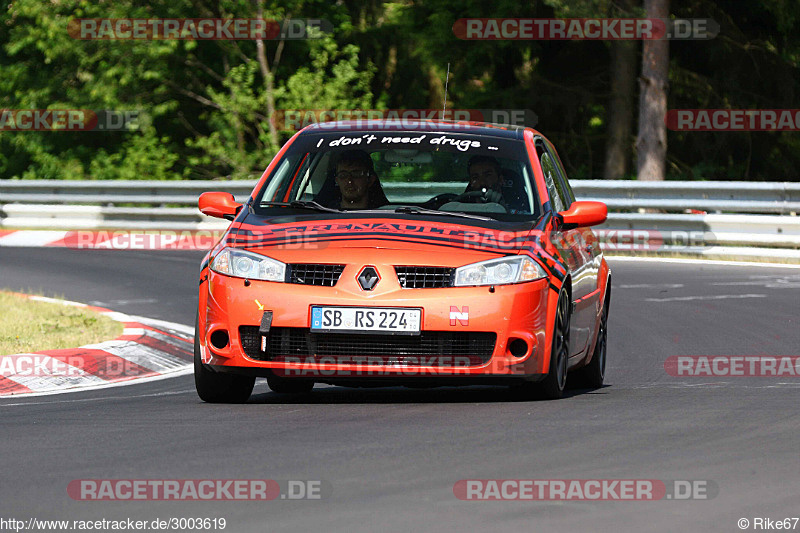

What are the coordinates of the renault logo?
(357, 266, 380, 291)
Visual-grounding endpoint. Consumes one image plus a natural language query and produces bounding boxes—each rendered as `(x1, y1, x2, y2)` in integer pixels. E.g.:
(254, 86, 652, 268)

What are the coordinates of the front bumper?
(201, 265, 551, 380)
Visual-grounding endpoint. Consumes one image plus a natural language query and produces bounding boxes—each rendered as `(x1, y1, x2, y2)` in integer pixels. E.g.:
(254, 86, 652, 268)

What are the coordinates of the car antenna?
(442, 62, 450, 120)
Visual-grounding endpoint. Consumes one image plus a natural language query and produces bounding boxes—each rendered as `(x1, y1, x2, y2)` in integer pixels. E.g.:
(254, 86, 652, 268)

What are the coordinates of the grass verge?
(0, 291, 123, 356)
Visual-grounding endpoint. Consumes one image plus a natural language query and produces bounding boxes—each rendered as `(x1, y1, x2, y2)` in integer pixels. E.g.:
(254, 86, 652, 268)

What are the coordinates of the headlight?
(210, 248, 286, 282)
(454, 256, 546, 286)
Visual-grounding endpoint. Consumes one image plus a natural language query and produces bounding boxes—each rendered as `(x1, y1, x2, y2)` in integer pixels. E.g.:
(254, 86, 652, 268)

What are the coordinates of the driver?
(332, 150, 388, 209)
(466, 155, 504, 197)
(463, 155, 528, 213)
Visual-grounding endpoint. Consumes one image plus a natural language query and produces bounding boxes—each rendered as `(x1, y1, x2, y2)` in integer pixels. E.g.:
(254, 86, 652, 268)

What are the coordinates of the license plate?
(310, 306, 421, 335)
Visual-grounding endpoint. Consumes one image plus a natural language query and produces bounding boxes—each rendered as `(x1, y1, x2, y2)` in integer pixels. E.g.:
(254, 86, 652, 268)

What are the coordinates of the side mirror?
(558, 201, 607, 228)
(199, 192, 243, 221)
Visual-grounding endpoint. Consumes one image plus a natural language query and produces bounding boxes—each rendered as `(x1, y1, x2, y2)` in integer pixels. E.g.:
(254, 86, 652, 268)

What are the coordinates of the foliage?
(1, 0, 799, 181)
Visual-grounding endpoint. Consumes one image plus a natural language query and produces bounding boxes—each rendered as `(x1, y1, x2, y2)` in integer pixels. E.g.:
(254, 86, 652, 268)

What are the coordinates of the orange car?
(195, 120, 610, 402)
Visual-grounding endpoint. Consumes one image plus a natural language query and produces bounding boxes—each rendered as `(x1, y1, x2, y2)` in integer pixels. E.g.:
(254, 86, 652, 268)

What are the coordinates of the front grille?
(395, 266, 455, 288)
(239, 326, 495, 366)
(287, 264, 344, 286)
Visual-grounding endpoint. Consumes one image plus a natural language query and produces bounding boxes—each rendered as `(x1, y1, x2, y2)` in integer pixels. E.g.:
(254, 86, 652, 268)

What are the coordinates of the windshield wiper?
(393, 205, 493, 221)
(259, 200, 341, 213)
(259, 202, 492, 220)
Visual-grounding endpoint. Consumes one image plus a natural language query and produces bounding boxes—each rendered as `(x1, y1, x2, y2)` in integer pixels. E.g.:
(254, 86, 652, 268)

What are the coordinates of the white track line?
(0, 386, 195, 406)
(0, 367, 194, 400)
(644, 293, 768, 302)
(606, 256, 800, 269)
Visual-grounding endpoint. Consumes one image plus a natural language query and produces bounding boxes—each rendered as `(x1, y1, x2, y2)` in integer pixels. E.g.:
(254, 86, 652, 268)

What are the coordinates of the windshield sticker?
(429, 136, 481, 151)
(320, 134, 483, 152)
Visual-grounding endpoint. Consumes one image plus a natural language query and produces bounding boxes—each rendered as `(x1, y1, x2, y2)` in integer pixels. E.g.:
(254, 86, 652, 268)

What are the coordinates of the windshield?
(253, 130, 540, 222)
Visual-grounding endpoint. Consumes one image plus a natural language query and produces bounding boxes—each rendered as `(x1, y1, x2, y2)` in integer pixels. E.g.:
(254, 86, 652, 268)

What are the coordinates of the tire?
(510, 290, 571, 400)
(571, 296, 608, 390)
(194, 315, 255, 403)
(267, 376, 315, 394)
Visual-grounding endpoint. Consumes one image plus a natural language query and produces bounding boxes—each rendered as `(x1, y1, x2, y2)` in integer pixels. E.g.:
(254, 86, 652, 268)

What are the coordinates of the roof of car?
(300, 119, 534, 140)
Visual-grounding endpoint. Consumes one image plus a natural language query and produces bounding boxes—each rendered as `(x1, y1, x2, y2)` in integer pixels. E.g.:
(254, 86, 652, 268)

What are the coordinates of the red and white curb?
(0, 295, 194, 397)
(0, 229, 221, 250)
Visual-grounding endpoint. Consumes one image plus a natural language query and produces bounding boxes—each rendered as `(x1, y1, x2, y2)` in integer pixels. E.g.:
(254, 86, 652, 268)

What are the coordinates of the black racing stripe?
(237, 234, 520, 256)
(225, 227, 570, 280)
(535, 212, 551, 231)
(521, 222, 568, 279)
(228, 231, 569, 280)
(528, 250, 566, 281)
(236, 230, 564, 282)
(230, 231, 536, 254)
(534, 249, 567, 278)
(230, 229, 533, 248)
(200, 258, 209, 270)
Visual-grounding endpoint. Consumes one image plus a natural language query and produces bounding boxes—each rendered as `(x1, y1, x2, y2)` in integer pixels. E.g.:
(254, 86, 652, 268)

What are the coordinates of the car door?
(535, 138, 596, 359)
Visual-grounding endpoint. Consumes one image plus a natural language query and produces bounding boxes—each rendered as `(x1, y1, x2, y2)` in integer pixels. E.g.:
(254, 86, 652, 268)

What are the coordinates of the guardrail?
(1, 179, 799, 261)
(572, 181, 800, 215)
(0, 180, 255, 206)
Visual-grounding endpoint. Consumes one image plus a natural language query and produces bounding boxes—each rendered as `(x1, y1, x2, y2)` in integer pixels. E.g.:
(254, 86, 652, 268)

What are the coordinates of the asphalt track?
(1, 248, 799, 533)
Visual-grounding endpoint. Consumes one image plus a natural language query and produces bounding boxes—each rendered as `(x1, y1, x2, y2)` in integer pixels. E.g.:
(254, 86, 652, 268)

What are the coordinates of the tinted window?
(545, 139, 575, 205)
(537, 143, 565, 212)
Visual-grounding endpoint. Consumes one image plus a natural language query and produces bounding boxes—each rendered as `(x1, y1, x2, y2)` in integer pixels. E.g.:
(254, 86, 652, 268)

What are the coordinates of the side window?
(260, 157, 295, 203)
(546, 141, 575, 206)
(537, 143, 565, 213)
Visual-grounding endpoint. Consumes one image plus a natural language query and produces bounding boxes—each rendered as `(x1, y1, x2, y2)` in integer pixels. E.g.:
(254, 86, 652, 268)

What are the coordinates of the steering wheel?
(422, 193, 458, 209)
(452, 189, 504, 204)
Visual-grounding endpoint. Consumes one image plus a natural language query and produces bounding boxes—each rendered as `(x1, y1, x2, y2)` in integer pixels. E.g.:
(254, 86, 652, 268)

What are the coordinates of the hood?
(225, 214, 543, 264)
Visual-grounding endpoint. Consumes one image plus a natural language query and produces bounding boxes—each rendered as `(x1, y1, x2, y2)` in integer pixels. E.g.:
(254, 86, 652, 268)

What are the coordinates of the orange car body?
(196, 121, 610, 390)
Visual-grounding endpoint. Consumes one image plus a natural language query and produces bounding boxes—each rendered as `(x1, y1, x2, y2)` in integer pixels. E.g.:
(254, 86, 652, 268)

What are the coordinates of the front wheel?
(571, 296, 608, 389)
(538, 290, 571, 399)
(194, 316, 255, 403)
